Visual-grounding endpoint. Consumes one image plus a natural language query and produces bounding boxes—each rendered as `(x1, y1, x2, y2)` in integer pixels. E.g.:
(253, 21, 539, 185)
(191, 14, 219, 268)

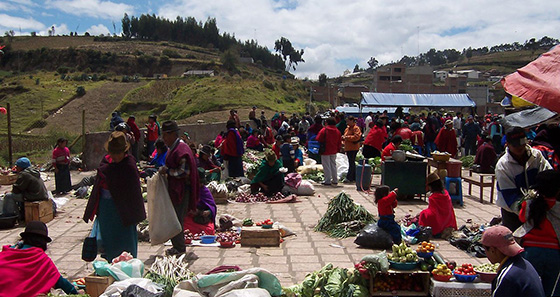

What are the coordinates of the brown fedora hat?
(426, 172, 440, 185)
(105, 131, 130, 154)
(161, 120, 180, 133)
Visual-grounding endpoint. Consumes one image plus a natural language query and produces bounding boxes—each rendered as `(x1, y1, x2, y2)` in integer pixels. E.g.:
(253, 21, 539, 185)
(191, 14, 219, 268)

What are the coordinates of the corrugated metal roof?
(360, 92, 476, 107)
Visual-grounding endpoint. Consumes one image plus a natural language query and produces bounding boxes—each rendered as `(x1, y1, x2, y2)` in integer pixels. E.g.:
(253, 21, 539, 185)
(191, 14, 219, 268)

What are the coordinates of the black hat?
(148, 114, 157, 120)
(530, 170, 560, 197)
(199, 144, 213, 156)
(20, 221, 52, 242)
(506, 126, 527, 147)
(161, 121, 180, 133)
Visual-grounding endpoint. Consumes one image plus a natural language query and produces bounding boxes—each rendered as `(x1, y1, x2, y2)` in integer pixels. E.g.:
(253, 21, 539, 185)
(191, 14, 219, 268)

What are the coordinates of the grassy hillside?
(117, 63, 322, 122)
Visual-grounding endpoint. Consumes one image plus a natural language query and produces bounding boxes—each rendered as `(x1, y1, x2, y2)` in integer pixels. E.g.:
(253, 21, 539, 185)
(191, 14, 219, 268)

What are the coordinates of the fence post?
(7, 103, 12, 166)
(82, 109, 86, 154)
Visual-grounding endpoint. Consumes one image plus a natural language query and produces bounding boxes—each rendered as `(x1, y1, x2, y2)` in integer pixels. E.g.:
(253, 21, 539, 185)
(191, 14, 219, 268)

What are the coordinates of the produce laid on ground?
(370, 273, 426, 293)
(242, 218, 254, 226)
(315, 191, 376, 238)
(216, 231, 240, 245)
(144, 254, 194, 297)
(234, 192, 297, 203)
(300, 170, 324, 182)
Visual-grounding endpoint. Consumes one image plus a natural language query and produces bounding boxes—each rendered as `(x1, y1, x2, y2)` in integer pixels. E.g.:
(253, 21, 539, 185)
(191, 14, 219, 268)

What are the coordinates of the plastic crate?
(430, 279, 491, 297)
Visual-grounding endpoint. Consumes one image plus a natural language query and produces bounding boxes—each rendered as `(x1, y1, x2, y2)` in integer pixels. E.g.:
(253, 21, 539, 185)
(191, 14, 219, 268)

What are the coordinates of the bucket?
(446, 160, 462, 178)
(356, 163, 372, 191)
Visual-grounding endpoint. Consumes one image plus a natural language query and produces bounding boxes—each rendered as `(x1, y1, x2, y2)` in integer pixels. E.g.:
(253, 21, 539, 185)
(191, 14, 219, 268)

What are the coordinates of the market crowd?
(1, 107, 560, 297)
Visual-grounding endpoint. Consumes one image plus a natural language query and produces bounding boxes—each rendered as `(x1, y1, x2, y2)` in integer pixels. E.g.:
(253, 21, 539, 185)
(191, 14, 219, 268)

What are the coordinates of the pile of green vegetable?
(145, 254, 194, 297)
(460, 155, 475, 168)
(282, 263, 369, 297)
(314, 192, 376, 238)
(355, 153, 382, 174)
(301, 171, 324, 182)
(399, 139, 414, 152)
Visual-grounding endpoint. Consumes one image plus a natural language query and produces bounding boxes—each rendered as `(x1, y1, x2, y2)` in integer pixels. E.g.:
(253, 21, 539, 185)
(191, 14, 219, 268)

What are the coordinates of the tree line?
(121, 13, 299, 71)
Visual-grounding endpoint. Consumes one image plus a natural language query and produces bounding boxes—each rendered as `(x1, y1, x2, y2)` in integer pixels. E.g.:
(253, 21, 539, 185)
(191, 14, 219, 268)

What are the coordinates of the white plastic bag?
(295, 180, 315, 196)
(336, 153, 349, 179)
(147, 173, 182, 245)
(100, 277, 162, 297)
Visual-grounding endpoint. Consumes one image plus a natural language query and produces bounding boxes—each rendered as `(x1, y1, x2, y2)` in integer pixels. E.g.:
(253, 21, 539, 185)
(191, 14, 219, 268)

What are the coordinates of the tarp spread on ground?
(360, 93, 476, 108)
(501, 106, 558, 129)
(501, 45, 560, 113)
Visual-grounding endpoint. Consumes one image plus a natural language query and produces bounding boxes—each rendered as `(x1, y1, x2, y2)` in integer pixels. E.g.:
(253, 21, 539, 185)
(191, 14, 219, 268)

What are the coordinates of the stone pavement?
(0, 169, 501, 287)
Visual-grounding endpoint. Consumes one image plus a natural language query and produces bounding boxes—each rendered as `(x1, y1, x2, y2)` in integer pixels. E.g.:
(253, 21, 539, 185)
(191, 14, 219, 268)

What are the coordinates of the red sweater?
(377, 191, 398, 216)
(381, 142, 398, 161)
(364, 126, 387, 151)
(519, 198, 560, 249)
(316, 125, 342, 155)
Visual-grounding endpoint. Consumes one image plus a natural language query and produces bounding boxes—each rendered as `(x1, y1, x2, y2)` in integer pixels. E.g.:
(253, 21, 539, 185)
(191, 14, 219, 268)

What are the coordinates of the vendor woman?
(183, 168, 217, 235)
(250, 149, 285, 196)
(418, 172, 457, 236)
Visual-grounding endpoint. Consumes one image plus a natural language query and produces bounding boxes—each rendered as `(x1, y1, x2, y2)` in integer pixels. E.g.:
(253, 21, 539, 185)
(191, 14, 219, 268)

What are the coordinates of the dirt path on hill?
(32, 81, 146, 135)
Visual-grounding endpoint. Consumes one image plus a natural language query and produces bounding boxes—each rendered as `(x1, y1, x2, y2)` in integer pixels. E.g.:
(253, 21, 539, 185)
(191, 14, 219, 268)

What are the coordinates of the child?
(280, 134, 295, 173)
(375, 186, 401, 244)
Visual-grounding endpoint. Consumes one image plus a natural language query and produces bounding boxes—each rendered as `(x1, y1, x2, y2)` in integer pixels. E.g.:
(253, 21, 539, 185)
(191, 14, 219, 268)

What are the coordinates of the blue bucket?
(356, 163, 372, 191)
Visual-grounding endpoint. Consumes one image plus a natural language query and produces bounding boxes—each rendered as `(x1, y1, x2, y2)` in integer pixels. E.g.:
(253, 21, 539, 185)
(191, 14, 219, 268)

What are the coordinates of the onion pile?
(216, 231, 240, 243)
(234, 192, 286, 203)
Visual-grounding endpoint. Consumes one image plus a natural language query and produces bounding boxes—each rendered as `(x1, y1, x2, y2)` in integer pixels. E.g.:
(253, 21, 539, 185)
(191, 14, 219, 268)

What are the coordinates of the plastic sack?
(94, 259, 144, 281)
(221, 288, 271, 297)
(335, 153, 349, 179)
(354, 224, 393, 249)
(295, 180, 315, 196)
(121, 284, 164, 297)
(100, 278, 162, 297)
(147, 173, 182, 245)
(303, 158, 317, 166)
(284, 173, 302, 189)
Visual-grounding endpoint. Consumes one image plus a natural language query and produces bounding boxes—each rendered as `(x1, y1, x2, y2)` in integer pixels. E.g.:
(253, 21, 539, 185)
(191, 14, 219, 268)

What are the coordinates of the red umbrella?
(501, 45, 560, 113)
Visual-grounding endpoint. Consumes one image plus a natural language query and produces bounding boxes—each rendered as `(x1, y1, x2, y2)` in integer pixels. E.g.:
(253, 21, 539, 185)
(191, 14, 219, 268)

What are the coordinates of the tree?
(465, 47, 473, 63)
(274, 37, 305, 71)
(221, 48, 238, 72)
(353, 64, 361, 73)
(367, 57, 378, 69)
(122, 13, 131, 38)
(318, 73, 327, 86)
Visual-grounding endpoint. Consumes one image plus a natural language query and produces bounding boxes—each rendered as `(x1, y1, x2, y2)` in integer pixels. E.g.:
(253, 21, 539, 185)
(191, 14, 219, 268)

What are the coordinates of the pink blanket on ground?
(0, 245, 60, 297)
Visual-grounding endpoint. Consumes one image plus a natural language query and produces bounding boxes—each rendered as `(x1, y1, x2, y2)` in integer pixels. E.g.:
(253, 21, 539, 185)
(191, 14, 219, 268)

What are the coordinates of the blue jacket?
(492, 254, 545, 297)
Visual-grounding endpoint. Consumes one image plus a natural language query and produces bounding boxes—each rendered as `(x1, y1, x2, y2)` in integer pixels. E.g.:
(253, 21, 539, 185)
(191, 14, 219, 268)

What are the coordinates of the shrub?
(284, 95, 296, 103)
(263, 80, 275, 90)
(76, 86, 86, 96)
(162, 49, 181, 58)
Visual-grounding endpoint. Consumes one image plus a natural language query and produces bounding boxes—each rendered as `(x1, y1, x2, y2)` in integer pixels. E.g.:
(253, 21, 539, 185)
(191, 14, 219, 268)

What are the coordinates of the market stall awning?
(360, 93, 476, 108)
(501, 107, 558, 129)
(501, 45, 560, 113)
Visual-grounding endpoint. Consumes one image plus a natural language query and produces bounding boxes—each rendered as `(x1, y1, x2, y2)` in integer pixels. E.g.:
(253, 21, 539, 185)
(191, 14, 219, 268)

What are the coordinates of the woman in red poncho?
(418, 172, 457, 236)
(434, 120, 458, 157)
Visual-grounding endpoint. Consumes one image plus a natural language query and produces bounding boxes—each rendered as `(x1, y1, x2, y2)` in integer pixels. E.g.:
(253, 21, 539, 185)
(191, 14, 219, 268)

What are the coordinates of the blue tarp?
(360, 93, 476, 108)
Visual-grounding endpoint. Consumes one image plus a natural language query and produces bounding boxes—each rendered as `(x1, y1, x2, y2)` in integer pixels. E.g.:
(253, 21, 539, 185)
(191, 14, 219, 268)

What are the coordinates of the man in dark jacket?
(482, 226, 545, 297)
(1, 157, 48, 218)
(462, 115, 481, 155)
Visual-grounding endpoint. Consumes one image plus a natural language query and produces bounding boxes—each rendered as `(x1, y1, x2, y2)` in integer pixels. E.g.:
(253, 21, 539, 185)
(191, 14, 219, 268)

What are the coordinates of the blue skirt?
(97, 189, 138, 262)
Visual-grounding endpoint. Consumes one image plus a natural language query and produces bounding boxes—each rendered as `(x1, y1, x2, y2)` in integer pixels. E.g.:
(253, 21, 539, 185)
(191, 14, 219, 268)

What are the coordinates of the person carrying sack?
(159, 121, 199, 256)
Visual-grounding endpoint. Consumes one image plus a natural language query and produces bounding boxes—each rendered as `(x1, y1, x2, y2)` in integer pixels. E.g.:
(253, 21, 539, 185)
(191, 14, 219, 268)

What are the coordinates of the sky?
(1, 0, 560, 79)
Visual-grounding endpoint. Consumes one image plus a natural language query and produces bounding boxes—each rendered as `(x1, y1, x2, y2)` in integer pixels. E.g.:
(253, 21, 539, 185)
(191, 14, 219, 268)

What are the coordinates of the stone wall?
(83, 120, 251, 170)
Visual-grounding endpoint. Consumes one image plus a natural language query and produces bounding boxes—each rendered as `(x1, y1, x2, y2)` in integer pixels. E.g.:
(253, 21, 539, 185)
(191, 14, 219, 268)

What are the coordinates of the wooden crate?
(0, 174, 17, 185)
(85, 274, 115, 297)
(370, 269, 430, 296)
(240, 226, 281, 247)
(24, 200, 53, 224)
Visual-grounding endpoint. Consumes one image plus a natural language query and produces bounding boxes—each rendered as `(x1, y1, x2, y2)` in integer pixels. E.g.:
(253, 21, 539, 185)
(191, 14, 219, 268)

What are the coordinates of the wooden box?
(85, 274, 115, 297)
(0, 174, 17, 185)
(240, 226, 281, 247)
(370, 269, 430, 296)
(24, 200, 53, 224)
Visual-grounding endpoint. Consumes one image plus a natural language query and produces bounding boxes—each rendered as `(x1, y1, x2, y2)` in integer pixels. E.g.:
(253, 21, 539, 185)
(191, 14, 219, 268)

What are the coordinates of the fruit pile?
(432, 264, 452, 276)
(416, 241, 435, 254)
(256, 219, 274, 226)
(388, 242, 419, 263)
(454, 263, 477, 276)
(370, 273, 425, 293)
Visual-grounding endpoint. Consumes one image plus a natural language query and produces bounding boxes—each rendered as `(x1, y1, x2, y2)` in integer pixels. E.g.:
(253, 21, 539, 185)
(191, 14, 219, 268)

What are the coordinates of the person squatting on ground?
(375, 186, 401, 244)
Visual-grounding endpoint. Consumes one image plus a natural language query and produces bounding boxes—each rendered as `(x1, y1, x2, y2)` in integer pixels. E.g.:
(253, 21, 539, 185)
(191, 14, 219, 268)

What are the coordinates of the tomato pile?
(454, 263, 476, 276)
(256, 219, 274, 226)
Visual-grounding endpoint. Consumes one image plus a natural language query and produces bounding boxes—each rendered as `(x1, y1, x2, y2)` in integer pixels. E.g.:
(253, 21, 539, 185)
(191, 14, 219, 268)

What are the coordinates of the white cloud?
(157, 0, 560, 79)
(85, 24, 111, 36)
(45, 0, 134, 20)
(0, 14, 44, 31)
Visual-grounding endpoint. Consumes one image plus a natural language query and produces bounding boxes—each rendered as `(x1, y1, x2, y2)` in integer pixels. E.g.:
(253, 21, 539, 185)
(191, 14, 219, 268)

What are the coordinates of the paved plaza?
(0, 169, 501, 287)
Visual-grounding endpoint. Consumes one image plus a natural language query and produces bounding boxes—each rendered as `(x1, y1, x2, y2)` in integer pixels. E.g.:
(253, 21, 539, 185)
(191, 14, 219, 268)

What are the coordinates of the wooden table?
(427, 157, 462, 178)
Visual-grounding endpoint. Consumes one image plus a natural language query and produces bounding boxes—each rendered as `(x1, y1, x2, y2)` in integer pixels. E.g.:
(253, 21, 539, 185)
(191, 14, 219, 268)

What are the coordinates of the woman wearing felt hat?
(83, 131, 146, 262)
(0, 221, 79, 296)
(418, 172, 457, 237)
